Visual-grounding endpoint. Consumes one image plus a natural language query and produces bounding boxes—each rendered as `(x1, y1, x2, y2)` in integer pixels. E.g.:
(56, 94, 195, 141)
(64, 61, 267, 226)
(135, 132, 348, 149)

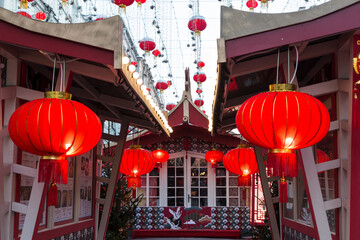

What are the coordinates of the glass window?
(167, 157, 185, 207)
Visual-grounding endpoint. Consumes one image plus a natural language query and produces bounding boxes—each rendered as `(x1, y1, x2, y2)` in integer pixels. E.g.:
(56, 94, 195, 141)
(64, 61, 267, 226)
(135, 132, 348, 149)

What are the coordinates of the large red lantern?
(246, 0, 258, 10)
(194, 97, 204, 107)
(35, 12, 46, 21)
(120, 145, 155, 188)
(113, 0, 135, 12)
(156, 80, 168, 92)
(193, 71, 206, 84)
(236, 83, 330, 202)
(188, 15, 207, 36)
(139, 37, 156, 54)
(223, 145, 258, 187)
(17, 11, 32, 18)
(197, 61, 205, 69)
(152, 149, 169, 168)
(19, 0, 33, 9)
(152, 49, 161, 58)
(205, 149, 224, 168)
(8, 92, 102, 185)
(166, 102, 176, 111)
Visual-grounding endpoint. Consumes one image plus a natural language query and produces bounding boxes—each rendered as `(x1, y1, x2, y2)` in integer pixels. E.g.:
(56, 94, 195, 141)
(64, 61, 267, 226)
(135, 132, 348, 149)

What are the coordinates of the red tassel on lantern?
(39, 157, 68, 184)
(47, 182, 58, 207)
(238, 175, 251, 187)
(279, 173, 288, 203)
(267, 151, 297, 178)
(127, 176, 141, 189)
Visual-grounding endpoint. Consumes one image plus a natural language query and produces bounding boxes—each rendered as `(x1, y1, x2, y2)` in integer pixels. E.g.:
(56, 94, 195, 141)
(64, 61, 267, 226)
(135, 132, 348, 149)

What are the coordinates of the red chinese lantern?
(135, 0, 146, 6)
(202, 110, 206, 114)
(19, 0, 33, 9)
(197, 61, 205, 69)
(205, 149, 224, 168)
(236, 83, 330, 202)
(131, 61, 137, 66)
(196, 88, 203, 94)
(152, 149, 169, 168)
(8, 92, 102, 205)
(167, 80, 172, 86)
(139, 37, 156, 54)
(35, 12, 46, 21)
(193, 71, 206, 84)
(95, 17, 104, 21)
(246, 0, 258, 10)
(223, 145, 258, 187)
(156, 80, 168, 92)
(152, 49, 161, 58)
(316, 149, 329, 164)
(166, 103, 176, 111)
(194, 97, 204, 107)
(113, 0, 134, 12)
(17, 11, 32, 18)
(188, 15, 207, 36)
(120, 145, 155, 188)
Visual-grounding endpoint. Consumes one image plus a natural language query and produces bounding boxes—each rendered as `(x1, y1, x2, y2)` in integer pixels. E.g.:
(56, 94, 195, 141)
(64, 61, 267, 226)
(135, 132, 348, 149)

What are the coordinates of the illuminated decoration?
(155, 79, 168, 92)
(166, 102, 176, 111)
(19, 0, 33, 9)
(17, 11, 32, 18)
(353, 53, 360, 75)
(122, 56, 130, 64)
(257, 0, 269, 8)
(152, 149, 169, 168)
(139, 37, 156, 54)
(8, 91, 102, 185)
(205, 149, 224, 168)
(203, 110, 206, 114)
(131, 61, 138, 66)
(196, 87, 203, 94)
(135, 0, 146, 6)
(236, 83, 330, 202)
(188, 15, 207, 36)
(62, 0, 68, 6)
(194, 97, 204, 107)
(193, 71, 206, 85)
(167, 80, 172, 86)
(35, 12, 46, 21)
(152, 49, 161, 58)
(223, 145, 258, 187)
(95, 17, 105, 21)
(113, 0, 135, 13)
(246, 0, 258, 10)
(197, 61, 205, 69)
(120, 145, 155, 188)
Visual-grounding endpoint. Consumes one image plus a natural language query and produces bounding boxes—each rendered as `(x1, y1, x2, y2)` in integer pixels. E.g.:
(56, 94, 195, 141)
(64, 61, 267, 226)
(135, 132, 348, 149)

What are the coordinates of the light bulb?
(137, 78, 143, 85)
(122, 56, 130, 64)
(128, 64, 136, 72)
(141, 85, 147, 91)
(132, 72, 139, 79)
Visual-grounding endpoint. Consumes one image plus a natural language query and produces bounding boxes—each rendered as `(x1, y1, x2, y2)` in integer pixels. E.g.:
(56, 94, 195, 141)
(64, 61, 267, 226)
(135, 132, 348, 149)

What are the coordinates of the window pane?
(229, 198, 238, 206)
(149, 178, 159, 186)
(216, 178, 226, 186)
(191, 168, 199, 176)
(149, 188, 159, 197)
(216, 188, 226, 197)
(191, 158, 199, 167)
(191, 178, 199, 187)
(191, 198, 199, 206)
(200, 178, 207, 187)
(176, 157, 184, 166)
(168, 168, 175, 176)
(168, 159, 175, 166)
(200, 198, 208, 207)
(216, 198, 226, 206)
(216, 168, 226, 176)
(200, 159, 207, 166)
(168, 188, 175, 197)
(200, 168, 207, 176)
(168, 177, 175, 187)
(200, 188, 207, 196)
(168, 198, 175, 206)
(176, 198, 184, 206)
(229, 177, 238, 186)
(176, 177, 184, 187)
(229, 187, 238, 196)
(176, 168, 184, 176)
(149, 198, 159, 206)
(176, 188, 184, 196)
(191, 188, 199, 197)
(149, 169, 159, 176)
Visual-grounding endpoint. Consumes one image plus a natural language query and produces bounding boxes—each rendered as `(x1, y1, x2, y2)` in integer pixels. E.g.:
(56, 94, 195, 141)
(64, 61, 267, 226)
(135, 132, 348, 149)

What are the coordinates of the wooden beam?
(254, 147, 280, 240)
(324, 198, 342, 211)
(299, 79, 339, 96)
(316, 159, 341, 173)
(300, 55, 332, 86)
(97, 155, 114, 164)
(12, 164, 36, 178)
(97, 122, 129, 240)
(11, 202, 28, 214)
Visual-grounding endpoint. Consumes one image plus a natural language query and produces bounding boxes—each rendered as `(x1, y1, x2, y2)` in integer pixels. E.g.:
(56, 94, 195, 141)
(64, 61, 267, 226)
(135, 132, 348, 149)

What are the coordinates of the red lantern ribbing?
(113, 0, 134, 12)
(166, 103, 176, 111)
(194, 98, 204, 107)
(139, 37, 156, 54)
(246, 0, 258, 10)
(205, 149, 224, 168)
(223, 145, 258, 187)
(120, 145, 155, 188)
(17, 11, 32, 18)
(35, 12, 46, 21)
(188, 15, 207, 36)
(193, 71, 206, 85)
(8, 91, 102, 185)
(156, 80, 168, 92)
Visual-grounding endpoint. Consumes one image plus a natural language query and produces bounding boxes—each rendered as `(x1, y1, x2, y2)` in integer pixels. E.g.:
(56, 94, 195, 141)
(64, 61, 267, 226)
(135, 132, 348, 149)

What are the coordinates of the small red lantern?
(316, 149, 329, 164)
(152, 49, 161, 58)
(139, 37, 156, 54)
(135, 0, 146, 6)
(246, 0, 258, 10)
(19, 0, 33, 9)
(167, 80, 172, 86)
(188, 15, 207, 36)
(131, 61, 137, 66)
(193, 71, 206, 84)
(196, 88, 203, 94)
(17, 11, 32, 18)
(197, 61, 205, 69)
(35, 12, 46, 21)
(205, 149, 224, 168)
(202, 110, 206, 114)
(156, 80, 168, 92)
(166, 103, 176, 111)
(194, 97, 204, 107)
(9, 92, 102, 184)
(120, 145, 155, 188)
(152, 149, 169, 168)
(95, 18, 104, 21)
(223, 145, 258, 187)
(113, 0, 134, 12)
(236, 83, 330, 202)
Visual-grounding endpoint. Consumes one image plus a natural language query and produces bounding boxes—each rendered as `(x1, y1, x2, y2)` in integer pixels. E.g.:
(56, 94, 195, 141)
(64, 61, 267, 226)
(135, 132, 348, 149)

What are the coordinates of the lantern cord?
(290, 45, 299, 84)
(51, 58, 56, 91)
(276, 48, 280, 84)
(287, 46, 290, 83)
